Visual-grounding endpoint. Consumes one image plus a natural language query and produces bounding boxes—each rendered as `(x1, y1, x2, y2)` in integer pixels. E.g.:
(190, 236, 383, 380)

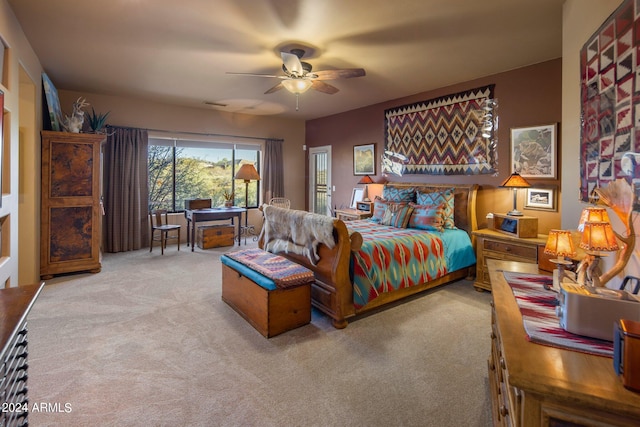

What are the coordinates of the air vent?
(203, 101, 228, 107)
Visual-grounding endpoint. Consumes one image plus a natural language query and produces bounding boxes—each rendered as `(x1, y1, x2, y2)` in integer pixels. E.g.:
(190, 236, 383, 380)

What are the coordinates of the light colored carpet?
(26, 241, 493, 426)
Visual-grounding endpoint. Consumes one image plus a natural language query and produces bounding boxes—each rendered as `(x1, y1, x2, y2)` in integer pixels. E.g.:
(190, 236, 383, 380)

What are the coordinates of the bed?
(258, 183, 478, 328)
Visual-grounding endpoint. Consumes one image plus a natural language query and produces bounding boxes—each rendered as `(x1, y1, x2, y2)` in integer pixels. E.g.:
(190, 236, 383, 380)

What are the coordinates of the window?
(148, 138, 261, 212)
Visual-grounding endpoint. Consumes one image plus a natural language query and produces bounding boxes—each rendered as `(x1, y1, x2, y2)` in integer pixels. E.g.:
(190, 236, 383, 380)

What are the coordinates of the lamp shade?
(580, 221, 619, 252)
(358, 175, 374, 185)
(235, 164, 260, 182)
(544, 230, 576, 258)
(578, 207, 610, 231)
(281, 78, 313, 94)
(500, 172, 531, 188)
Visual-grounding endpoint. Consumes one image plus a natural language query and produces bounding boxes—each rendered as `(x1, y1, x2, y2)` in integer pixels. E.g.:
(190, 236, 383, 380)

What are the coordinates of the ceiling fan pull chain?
(296, 93, 300, 111)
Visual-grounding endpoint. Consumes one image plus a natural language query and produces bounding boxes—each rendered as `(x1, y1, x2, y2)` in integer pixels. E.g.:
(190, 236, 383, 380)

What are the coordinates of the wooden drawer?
(483, 239, 537, 260)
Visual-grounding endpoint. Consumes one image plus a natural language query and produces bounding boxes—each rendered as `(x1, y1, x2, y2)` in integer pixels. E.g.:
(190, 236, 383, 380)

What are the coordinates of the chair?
(269, 197, 290, 209)
(150, 209, 181, 255)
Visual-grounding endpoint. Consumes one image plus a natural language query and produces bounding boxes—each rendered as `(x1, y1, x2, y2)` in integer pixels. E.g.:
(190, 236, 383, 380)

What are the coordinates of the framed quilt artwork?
(384, 85, 497, 175)
(580, 0, 640, 204)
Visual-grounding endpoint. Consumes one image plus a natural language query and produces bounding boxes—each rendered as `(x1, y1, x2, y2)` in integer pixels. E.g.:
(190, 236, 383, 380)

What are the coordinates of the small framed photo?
(350, 188, 364, 208)
(524, 187, 556, 211)
(511, 124, 557, 178)
(353, 143, 376, 175)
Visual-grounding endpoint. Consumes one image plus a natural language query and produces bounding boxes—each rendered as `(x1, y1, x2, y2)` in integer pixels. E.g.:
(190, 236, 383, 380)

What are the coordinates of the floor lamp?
(235, 163, 260, 244)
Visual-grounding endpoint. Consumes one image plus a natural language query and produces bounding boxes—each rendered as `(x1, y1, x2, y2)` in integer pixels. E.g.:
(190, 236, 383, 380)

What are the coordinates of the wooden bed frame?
(259, 183, 478, 329)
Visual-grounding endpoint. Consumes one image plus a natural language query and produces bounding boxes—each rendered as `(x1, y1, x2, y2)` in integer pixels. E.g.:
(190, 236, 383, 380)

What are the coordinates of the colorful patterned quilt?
(346, 221, 475, 309)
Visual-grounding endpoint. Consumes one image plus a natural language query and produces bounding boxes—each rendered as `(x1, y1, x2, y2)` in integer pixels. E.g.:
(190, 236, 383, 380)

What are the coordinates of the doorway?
(308, 146, 331, 216)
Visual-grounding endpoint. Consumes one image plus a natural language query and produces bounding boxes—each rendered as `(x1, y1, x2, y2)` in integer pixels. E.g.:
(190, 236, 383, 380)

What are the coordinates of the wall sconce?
(544, 229, 576, 285)
(500, 172, 531, 216)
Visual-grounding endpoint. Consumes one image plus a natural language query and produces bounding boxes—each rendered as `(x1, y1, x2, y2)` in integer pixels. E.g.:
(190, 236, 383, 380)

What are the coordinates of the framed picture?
(350, 188, 364, 208)
(524, 187, 556, 211)
(510, 124, 557, 178)
(353, 143, 376, 175)
(42, 72, 63, 131)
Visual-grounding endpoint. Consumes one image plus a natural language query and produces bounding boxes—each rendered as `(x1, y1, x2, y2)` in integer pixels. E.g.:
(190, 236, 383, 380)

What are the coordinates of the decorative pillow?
(416, 189, 455, 229)
(408, 203, 444, 231)
(382, 186, 415, 202)
(371, 198, 407, 223)
(381, 204, 414, 228)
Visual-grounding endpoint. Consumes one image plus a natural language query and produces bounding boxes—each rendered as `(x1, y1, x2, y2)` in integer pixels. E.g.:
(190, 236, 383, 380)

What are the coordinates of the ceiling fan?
(227, 48, 366, 101)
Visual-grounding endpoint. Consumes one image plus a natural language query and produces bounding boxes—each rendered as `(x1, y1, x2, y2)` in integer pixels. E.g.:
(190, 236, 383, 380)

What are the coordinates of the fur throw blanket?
(261, 205, 336, 265)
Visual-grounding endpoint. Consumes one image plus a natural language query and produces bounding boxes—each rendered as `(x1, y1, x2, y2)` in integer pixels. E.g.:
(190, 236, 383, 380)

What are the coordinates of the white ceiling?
(8, 0, 564, 120)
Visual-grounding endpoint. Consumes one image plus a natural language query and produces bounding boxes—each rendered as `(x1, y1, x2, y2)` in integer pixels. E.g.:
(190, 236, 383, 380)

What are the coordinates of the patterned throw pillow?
(408, 203, 444, 231)
(382, 186, 415, 202)
(416, 189, 455, 229)
(371, 198, 407, 223)
(381, 204, 414, 228)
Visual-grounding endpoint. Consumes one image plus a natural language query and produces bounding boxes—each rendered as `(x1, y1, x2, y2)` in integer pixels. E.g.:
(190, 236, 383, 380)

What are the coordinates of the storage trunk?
(197, 224, 234, 249)
(221, 264, 312, 337)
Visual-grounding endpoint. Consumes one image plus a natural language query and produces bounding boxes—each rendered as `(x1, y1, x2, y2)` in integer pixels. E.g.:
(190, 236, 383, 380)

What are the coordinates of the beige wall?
(1, 0, 43, 286)
(58, 90, 307, 234)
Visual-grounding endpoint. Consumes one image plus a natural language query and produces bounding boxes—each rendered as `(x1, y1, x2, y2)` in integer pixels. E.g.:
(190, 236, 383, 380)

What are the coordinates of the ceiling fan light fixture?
(282, 79, 313, 94)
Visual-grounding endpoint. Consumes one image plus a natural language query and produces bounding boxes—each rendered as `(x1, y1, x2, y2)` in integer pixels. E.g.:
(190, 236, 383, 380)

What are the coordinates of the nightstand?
(335, 208, 372, 221)
(472, 228, 548, 292)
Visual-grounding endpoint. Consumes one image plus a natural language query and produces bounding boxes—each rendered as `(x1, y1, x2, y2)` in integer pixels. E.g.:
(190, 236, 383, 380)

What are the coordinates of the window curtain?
(263, 139, 284, 202)
(103, 126, 149, 252)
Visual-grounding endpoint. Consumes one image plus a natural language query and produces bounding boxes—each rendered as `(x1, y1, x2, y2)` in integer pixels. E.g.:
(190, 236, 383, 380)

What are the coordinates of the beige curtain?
(263, 139, 284, 202)
(103, 126, 149, 252)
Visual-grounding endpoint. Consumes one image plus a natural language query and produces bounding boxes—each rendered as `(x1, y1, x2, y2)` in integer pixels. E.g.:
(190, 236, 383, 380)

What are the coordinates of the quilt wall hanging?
(580, 0, 640, 205)
(384, 85, 497, 176)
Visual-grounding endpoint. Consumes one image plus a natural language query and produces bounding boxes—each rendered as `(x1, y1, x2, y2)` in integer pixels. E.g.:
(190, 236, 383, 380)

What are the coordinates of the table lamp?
(544, 229, 576, 287)
(577, 206, 610, 231)
(235, 163, 260, 243)
(499, 172, 531, 216)
(358, 175, 374, 201)
(579, 220, 619, 289)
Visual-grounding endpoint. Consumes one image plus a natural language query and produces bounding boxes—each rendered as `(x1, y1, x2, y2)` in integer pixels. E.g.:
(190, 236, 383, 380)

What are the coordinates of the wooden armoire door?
(40, 131, 104, 279)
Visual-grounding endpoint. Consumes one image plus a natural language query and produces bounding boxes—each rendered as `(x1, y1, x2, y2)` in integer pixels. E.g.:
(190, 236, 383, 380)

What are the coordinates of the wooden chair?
(269, 197, 290, 209)
(150, 209, 181, 255)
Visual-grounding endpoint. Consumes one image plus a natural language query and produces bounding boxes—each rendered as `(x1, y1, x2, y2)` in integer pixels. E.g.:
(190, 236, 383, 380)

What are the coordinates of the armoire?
(40, 131, 104, 279)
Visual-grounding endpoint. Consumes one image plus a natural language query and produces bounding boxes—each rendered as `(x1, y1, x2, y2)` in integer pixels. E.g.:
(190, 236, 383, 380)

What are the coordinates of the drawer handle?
(500, 357, 506, 370)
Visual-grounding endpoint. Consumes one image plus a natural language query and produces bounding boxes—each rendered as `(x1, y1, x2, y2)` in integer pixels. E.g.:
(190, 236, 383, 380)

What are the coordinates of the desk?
(184, 208, 245, 251)
(487, 259, 640, 426)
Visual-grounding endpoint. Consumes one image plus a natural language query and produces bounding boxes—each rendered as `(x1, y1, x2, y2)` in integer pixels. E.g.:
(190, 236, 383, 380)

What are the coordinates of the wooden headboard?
(381, 182, 479, 235)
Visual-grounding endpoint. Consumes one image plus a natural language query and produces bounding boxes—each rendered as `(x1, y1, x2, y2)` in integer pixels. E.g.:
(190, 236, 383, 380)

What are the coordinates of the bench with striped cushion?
(221, 248, 313, 337)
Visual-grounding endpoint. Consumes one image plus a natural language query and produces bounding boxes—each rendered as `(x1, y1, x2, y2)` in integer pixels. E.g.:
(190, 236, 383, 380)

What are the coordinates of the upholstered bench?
(221, 248, 313, 337)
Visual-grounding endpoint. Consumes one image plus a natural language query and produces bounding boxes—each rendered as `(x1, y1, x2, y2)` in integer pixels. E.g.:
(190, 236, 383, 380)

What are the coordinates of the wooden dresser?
(473, 228, 547, 291)
(0, 283, 44, 426)
(487, 260, 640, 426)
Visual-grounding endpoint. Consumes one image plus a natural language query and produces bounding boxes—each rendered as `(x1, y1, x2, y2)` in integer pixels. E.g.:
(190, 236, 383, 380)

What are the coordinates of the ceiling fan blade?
(313, 68, 366, 80)
(311, 80, 339, 94)
(264, 82, 284, 94)
(281, 52, 304, 76)
(226, 72, 281, 78)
